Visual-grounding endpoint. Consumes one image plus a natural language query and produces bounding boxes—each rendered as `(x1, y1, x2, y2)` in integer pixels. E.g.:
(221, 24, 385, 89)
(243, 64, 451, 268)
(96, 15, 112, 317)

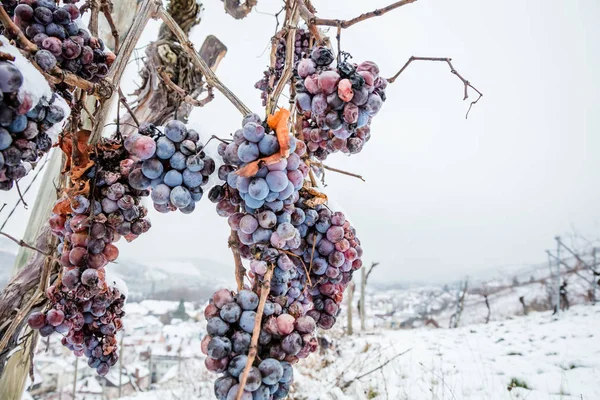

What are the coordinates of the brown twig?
(269, 3, 299, 115)
(309, 0, 417, 29)
(236, 264, 274, 400)
(365, 262, 380, 283)
(342, 348, 412, 388)
(118, 87, 139, 127)
(229, 230, 246, 292)
(387, 56, 483, 119)
(100, 0, 120, 53)
(157, 67, 215, 108)
(0, 50, 15, 61)
(319, 163, 365, 182)
(279, 249, 312, 286)
(158, 7, 252, 116)
(0, 232, 50, 257)
(89, 0, 160, 144)
(14, 180, 28, 209)
(88, 0, 100, 37)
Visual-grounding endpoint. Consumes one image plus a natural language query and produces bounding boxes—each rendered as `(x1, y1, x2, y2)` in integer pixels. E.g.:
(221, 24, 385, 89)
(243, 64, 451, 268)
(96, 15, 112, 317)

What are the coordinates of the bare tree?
(449, 279, 468, 329)
(359, 262, 379, 331)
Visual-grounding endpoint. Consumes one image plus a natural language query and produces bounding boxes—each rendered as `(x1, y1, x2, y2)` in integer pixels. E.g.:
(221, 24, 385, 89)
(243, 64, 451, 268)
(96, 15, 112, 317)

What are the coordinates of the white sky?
(1, 0, 599, 284)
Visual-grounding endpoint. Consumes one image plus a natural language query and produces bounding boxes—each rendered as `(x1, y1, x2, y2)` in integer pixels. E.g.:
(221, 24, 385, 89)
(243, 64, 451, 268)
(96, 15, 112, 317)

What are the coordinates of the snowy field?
(115, 304, 600, 400)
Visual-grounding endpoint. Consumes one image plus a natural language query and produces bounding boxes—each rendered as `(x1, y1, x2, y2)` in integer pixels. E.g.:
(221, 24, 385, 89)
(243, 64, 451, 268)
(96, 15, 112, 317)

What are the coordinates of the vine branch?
(158, 6, 252, 116)
(158, 67, 215, 108)
(268, 1, 299, 115)
(236, 264, 274, 400)
(387, 56, 483, 119)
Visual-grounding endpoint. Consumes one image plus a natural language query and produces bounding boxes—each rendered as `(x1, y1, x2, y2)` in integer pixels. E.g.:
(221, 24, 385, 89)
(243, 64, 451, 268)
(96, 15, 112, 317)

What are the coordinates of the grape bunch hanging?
(296, 47, 386, 160)
(9, 0, 114, 78)
(29, 137, 151, 375)
(125, 120, 215, 214)
(0, 47, 68, 191)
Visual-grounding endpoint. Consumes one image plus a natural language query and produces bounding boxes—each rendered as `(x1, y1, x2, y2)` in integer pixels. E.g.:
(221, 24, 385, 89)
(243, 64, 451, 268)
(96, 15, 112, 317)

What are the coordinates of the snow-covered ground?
(293, 304, 600, 400)
(112, 304, 600, 400)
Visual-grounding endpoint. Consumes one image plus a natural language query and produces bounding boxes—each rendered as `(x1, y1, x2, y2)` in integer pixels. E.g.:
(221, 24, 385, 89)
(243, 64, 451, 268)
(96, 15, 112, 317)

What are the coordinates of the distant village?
(26, 300, 211, 400)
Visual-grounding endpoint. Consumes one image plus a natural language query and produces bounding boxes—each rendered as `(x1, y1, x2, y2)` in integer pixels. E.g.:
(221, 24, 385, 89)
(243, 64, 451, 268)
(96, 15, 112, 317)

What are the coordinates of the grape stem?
(308, 160, 366, 182)
(235, 263, 274, 400)
(228, 230, 246, 292)
(157, 6, 252, 116)
(157, 67, 215, 108)
(387, 56, 484, 119)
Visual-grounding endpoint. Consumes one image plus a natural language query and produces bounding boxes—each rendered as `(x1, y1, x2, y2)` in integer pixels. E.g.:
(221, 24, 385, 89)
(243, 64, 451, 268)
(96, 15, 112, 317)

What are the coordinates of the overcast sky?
(1, 0, 599, 284)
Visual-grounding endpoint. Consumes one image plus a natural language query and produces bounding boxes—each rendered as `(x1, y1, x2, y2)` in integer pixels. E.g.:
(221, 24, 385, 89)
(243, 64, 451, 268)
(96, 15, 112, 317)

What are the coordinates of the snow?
(0, 36, 70, 141)
(292, 304, 600, 400)
(0, 35, 51, 106)
(76, 376, 103, 394)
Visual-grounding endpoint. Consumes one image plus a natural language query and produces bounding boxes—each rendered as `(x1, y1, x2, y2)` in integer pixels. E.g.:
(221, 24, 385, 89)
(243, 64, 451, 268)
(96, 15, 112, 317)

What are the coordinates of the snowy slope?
(110, 304, 600, 400)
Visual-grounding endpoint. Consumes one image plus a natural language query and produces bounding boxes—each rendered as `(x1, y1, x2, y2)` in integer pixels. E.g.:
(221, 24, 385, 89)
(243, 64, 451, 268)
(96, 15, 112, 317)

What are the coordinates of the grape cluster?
(0, 59, 66, 191)
(11, 0, 113, 80)
(299, 204, 363, 330)
(203, 288, 317, 400)
(255, 29, 311, 106)
(124, 120, 215, 214)
(28, 138, 151, 375)
(214, 113, 308, 213)
(296, 47, 386, 160)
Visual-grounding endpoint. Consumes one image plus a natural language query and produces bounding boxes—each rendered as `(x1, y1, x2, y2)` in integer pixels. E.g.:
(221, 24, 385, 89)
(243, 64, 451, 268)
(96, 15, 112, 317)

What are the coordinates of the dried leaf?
(301, 181, 328, 208)
(236, 108, 291, 178)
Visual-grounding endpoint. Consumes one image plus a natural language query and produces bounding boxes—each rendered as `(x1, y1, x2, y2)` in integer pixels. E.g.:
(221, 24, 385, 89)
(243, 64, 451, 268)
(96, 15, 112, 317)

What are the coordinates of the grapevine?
(0, 0, 483, 399)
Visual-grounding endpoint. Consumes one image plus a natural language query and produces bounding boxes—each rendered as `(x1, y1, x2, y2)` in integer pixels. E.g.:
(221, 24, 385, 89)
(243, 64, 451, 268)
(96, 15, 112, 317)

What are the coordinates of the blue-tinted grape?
(164, 120, 187, 142)
(237, 290, 259, 311)
(258, 135, 279, 156)
(8, 115, 27, 133)
(182, 168, 203, 188)
(34, 49, 57, 71)
(227, 354, 248, 377)
(128, 169, 151, 190)
(170, 152, 186, 170)
(141, 158, 163, 179)
(232, 331, 251, 354)
(239, 311, 256, 333)
(207, 336, 232, 359)
(186, 154, 204, 172)
(156, 137, 176, 159)
(279, 362, 293, 383)
(170, 186, 191, 208)
(219, 302, 241, 323)
(259, 358, 284, 385)
(238, 141, 259, 163)
(243, 122, 265, 143)
(248, 178, 269, 201)
(206, 317, 229, 336)
(252, 385, 270, 400)
(0, 128, 12, 150)
(215, 376, 236, 400)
